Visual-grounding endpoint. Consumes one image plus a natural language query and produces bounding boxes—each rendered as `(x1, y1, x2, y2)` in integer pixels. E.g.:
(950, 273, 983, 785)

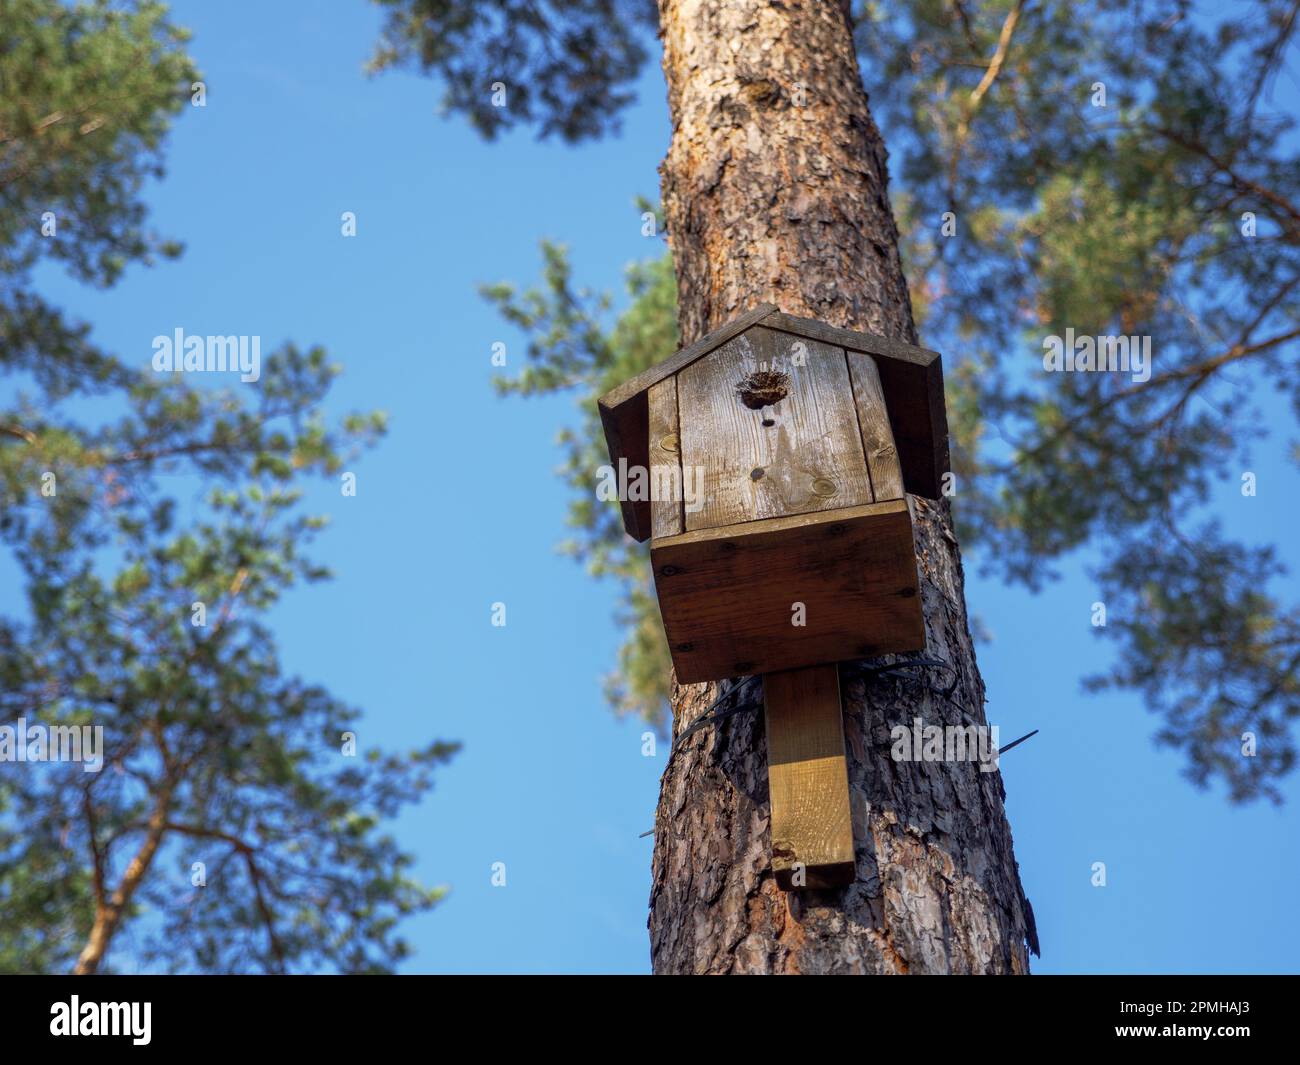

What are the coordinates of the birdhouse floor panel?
(651, 500, 924, 683)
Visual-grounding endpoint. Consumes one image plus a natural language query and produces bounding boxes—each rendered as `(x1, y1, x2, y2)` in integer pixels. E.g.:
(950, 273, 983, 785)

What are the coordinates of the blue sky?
(9, 1, 1299, 973)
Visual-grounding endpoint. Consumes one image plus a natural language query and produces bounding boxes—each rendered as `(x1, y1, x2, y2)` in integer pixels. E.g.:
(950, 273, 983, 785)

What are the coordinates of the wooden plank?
(598, 390, 650, 541)
(763, 311, 938, 370)
(648, 378, 684, 538)
(677, 326, 873, 531)
(598, 304, 777, 414)
(651, 500, 925, 683)
(763, 311, 949, 500)
(874, 348, 949, 502)
(764, 665, 855, 890)
(596, 304, 949, 540)
(846, 350, 905, 501)
(596, 305, 776, 542)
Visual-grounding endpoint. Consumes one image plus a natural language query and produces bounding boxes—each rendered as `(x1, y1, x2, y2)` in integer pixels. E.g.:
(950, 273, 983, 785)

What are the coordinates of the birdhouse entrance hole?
(736, 368, 790, 426)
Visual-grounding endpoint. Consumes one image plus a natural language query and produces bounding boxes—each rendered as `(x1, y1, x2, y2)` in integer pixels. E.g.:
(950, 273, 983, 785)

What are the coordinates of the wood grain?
(765, 313, 949, 501)
(846, 350, 905, 501)
(598, 304, 776, 415)
(763, 665, 855, 889)
(650, 500, 925, 683)
(677, 326, 872, 531)
(647, 379, 684, 538)
(597, 307, 950, 542)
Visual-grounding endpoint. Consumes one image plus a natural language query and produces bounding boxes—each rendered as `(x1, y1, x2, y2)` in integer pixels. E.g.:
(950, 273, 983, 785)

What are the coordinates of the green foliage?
(438, 0, 1300, 802)
(367, 0, 659, 142)
(0, 0, 455, 973)
(860, 0, 1300, 802)
(0, 0, 193, 397)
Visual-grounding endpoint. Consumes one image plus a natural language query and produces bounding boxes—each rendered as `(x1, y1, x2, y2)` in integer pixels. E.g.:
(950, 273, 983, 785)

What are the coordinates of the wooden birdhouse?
(598, 305, 949, 684)
(598, 305, 951, 890)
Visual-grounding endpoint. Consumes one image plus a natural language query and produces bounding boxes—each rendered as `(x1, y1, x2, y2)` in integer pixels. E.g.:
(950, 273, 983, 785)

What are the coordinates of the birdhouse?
(598, 304, 950, 685)
(599, 305, 951, 890)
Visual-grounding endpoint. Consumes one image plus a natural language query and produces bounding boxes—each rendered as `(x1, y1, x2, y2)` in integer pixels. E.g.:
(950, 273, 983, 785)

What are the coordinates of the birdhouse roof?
(597, 305, 950, 541)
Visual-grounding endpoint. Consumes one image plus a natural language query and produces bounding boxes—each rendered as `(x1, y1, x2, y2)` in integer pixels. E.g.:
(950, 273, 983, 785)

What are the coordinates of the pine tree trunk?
(649, 0, 1037, 974)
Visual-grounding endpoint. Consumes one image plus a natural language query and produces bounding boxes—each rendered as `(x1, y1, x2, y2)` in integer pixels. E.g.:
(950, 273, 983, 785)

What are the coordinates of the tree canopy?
(376, 0, 1300, 803)
(0, 0, 455, 973)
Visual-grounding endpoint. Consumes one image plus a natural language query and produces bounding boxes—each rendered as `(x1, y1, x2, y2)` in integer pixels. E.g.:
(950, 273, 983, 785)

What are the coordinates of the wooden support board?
(764, 665, 856, 890)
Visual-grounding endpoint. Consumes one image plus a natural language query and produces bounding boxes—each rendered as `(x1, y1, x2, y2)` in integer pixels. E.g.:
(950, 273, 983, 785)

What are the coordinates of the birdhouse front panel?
(677, 326, 876, 531)
(598, 306, 950, 684)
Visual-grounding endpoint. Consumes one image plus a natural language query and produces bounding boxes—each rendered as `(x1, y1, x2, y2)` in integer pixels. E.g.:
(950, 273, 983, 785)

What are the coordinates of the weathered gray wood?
(599, 304, 777, 415)
(597, 304, 950, 541)
(846, 350, 905, 501)
(650, 500, 923, 683)
(765, 312, 949, 502)
(677, 326, 872, 532)
(648, 378, 684, 538)
(597, 306, 778, 542)
(764, 665, 856, 890)
(763, 311, 938, 369)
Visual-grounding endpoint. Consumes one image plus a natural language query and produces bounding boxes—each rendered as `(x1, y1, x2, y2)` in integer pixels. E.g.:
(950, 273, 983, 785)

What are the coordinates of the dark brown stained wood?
(765, 312, 949, 501)
(598, 390, 650, 541)
(648, 378, 684, 538)
(650, 500, 925, 683)
(763, 665, 855, 890)
(846, 351, 905, 501)
(677, 326, 872, 531)
(874, 349, 949, 502)
(762, 311, 937, 369)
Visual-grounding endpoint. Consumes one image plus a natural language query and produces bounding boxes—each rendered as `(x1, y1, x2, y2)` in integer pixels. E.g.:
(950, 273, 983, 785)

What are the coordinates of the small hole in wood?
(750, 467, 764, 481)
(736, 369, 790, 413)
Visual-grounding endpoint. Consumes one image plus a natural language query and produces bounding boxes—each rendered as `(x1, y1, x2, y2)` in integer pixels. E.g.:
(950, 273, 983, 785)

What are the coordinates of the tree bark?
(650, 0, 1037, 974)
(74, 784, 174, 975)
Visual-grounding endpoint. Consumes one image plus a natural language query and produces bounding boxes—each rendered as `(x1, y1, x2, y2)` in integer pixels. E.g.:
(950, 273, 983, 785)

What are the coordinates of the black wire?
(670, 674, 762, 752)
(642, 660, 1037, 838)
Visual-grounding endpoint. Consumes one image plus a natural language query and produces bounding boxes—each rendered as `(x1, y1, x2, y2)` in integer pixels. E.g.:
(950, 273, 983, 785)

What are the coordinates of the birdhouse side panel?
(648, 378, 684, 538)
(677, 326, 874, 532)
(846, 350, 905, 501)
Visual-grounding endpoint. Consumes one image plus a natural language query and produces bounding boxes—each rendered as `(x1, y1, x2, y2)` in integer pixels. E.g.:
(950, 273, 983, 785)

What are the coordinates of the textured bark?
(649, 0, 1037, 974)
